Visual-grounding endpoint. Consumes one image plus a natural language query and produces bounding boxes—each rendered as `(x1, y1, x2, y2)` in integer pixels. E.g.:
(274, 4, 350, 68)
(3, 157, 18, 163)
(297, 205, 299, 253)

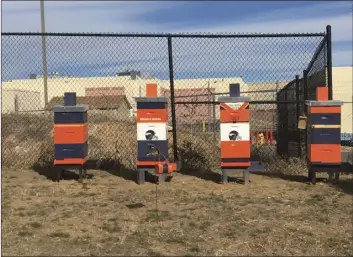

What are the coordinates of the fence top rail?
(1, 31, 326, 38)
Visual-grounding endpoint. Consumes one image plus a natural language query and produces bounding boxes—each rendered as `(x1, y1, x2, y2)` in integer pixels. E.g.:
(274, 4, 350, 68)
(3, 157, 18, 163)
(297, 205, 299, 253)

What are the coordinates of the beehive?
(53, 92, 89, 166)
(305, 86, 344, 183)
(218, 83, 251, 170)
(135, 84, 169, 184)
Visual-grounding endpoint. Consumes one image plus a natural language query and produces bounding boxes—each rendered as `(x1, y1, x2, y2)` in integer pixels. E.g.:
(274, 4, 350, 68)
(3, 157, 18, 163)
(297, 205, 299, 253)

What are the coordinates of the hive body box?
(218, 84, 263, 184)
(135, 84, 171, 184)
(306, 87, 344, 184)
(53, 92, 89, 181)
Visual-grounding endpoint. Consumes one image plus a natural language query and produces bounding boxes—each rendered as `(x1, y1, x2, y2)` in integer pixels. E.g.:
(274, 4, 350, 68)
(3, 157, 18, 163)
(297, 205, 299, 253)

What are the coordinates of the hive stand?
(218, 83, 264, 184)
(305, 87, 344, 184)
(53, 92, 89, 182)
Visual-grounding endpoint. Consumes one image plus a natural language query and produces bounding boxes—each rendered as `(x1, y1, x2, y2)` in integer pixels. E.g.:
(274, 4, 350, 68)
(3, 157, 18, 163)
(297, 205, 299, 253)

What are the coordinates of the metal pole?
(40, 0, 48, 108)
(295, 75, 301, 157)
(303, 70, 308, 157)
(326, 25, 333, 100)
(284, 88, 288, 156)
(167, 37, 178, 161)
(303, 70, 308, 103)
(207, 81, 211, 131)
(212, 93, 216, 140)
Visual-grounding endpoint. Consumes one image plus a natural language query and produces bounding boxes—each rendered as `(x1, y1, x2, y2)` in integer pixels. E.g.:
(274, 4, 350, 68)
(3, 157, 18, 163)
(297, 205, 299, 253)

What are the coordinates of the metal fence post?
(303, 70, 308, 103)
(284, 88, 288, 156)
(326, 25, 333, 100)
(276, 92, 280, 155)
(167, 36, 178, 162)
(212, 94, 216, 140)
(295, 75, 301, 157)
(303, 70, 308, 157)
(40, 0, 48, 108)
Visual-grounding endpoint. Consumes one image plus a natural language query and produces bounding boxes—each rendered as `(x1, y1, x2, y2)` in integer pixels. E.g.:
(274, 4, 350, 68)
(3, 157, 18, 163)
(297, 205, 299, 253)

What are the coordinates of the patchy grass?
(2, 168, 353, 256)
(2, 114, 221, 172)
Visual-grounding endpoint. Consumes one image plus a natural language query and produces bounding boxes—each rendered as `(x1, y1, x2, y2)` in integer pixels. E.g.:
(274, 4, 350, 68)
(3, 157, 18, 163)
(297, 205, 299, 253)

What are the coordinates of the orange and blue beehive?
(53, 92, 89, 166)
(305, 86, 344, 183)
(135, 84, 172, 184)
(218, 83, 251, 170)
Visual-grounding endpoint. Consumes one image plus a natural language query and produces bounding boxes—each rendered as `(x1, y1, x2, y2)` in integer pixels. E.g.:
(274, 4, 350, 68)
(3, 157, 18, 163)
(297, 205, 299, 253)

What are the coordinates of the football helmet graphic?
(145, 130, 158, 140)
(229, 130, 239, 141)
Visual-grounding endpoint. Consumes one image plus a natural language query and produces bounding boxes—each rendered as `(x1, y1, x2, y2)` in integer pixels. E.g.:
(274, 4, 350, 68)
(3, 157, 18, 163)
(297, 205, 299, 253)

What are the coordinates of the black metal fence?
(276, 26, 330, 159)
(1, 26, 340, 174)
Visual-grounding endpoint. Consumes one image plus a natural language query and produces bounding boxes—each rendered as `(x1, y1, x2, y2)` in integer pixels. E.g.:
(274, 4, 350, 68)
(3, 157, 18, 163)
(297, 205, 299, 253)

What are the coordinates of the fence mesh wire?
(2, 32, 343, 174)
(276, 36, 328, 160)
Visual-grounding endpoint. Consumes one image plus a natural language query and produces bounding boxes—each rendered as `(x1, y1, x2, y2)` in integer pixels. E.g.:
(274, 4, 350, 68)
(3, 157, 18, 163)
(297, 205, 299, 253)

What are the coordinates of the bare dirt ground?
(2, 168, 353, 256)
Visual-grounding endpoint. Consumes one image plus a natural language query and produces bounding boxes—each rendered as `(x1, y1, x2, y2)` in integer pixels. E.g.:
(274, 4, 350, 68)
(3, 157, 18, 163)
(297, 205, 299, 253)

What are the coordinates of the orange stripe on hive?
(221, 162, 251, 167)
(137, 109, 168, 122)
(308, 144, 341, 163)
(309, 106, 341, 114)
(54, 123, 88, 144)
(221, 141, 250, 158)
(136, 161, 166, 166)
(220, 103, 250, 122)
(220, 110, 249, 122)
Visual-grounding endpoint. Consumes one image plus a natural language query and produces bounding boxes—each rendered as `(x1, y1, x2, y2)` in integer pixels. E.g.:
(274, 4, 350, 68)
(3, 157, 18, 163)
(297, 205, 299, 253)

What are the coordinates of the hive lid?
(305, 100, 344, 106)
(53, 104, 89, 113)
(218, 96, 251, 103)
(135, 97, 168, 103)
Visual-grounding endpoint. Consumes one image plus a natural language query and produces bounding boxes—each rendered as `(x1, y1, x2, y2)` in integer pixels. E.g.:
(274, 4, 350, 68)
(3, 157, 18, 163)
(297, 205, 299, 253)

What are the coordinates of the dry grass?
(2, 168, 353, 256)
(2, 113, 311, 174)
(3, 113, 352, 255)
(1, 113, 224, 171)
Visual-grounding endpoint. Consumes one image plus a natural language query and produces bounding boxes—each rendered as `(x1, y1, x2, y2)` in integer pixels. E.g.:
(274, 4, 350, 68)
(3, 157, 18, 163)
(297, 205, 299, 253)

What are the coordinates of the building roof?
(48, 95, 132, 110)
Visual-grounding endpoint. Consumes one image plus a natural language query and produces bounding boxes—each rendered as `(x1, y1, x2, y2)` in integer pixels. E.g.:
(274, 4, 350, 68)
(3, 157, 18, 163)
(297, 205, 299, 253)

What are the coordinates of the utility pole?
(40, 0, 48, 108)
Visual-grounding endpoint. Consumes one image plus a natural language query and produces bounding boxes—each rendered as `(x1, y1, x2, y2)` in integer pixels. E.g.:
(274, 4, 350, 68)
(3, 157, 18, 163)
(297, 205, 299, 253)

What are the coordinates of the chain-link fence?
(276, 31, 330, 161)
(2, 26, 348, 174)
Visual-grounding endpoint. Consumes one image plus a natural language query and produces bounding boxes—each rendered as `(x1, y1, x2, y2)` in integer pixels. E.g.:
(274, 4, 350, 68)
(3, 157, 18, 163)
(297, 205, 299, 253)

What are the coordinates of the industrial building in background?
(2, 67, 352, 140)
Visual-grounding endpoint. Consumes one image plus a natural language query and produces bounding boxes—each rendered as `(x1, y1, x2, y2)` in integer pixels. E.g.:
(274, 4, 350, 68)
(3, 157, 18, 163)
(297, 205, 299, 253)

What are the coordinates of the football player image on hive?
(229, 130, 241, 141)
(145, 130, 158, 140)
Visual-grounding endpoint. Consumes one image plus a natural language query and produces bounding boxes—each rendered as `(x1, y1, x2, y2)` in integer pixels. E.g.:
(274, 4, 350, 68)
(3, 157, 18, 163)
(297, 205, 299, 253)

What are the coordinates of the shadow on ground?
(85, 159, 173, 184)
(253, 164, 353, 196)
(32, 164, 94, 181)
(252, 172, 317, 184)
(335, 177, 353, 196)
(179, 168, 249, 184)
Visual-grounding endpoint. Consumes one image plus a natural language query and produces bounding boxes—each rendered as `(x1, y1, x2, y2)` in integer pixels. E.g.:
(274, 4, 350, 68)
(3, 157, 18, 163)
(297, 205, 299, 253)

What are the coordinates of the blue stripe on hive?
(310, 162, 341, 167)
(137, 140, 168, 161)
(310, 113, 341, 125)
(308, 128, 341, 144)
(54, 142, 88, 160)
(54, 112, 87, 124)
(137, 102, 167, 110)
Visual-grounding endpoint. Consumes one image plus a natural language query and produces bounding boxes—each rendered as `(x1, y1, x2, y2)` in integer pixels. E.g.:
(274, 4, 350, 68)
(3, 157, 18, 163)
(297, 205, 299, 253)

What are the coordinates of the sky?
(1, 1, 353, 82)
